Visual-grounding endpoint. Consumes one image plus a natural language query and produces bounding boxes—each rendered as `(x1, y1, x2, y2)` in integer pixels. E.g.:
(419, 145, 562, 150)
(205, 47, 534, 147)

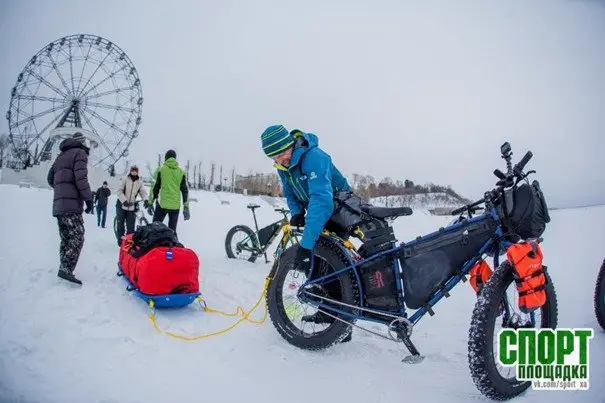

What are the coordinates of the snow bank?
(0, 184, 603, 403)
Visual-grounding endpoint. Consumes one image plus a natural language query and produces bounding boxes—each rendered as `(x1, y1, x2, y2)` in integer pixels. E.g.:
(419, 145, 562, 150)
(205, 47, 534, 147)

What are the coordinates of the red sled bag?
(118, 233, 200, 295)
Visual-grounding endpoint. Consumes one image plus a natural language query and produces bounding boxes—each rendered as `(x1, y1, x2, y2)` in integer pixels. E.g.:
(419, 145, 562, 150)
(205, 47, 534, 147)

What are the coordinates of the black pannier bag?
(399, 217, 498, 309)
(326, 191, 374, 236)
(257, 221, 282, 247)
(497, 180, 550, 242)
(358, 226, 400, 312)
(130, 221, 183, 258)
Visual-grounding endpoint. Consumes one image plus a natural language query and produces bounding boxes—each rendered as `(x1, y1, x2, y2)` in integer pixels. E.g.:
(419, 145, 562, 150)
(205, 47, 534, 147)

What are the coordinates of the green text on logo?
(497, 328, 593, 391)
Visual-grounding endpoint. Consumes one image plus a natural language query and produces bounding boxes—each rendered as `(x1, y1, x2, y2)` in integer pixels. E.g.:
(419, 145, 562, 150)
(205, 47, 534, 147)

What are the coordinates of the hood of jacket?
(164, 157, 179, 169)
(277, 131, 319, 171)
(59, 138, 90, 154)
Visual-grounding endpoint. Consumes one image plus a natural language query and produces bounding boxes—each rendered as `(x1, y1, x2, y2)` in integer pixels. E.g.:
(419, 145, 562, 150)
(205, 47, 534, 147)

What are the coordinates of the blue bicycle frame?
(299, 206, 518, 327)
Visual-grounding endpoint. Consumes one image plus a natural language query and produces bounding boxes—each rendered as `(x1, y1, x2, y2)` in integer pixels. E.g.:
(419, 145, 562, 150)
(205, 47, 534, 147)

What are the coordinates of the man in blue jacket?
(261, 124, 353, 338)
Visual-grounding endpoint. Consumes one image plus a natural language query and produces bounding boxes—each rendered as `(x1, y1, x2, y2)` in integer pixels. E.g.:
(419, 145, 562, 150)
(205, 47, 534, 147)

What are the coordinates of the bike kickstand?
(263, 251, 270, 264)
(397, 328, 425, 364)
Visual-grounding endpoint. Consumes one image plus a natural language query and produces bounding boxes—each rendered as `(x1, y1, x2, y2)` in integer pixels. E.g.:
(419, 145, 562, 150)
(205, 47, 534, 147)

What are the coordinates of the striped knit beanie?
(261, 125, 294, 157)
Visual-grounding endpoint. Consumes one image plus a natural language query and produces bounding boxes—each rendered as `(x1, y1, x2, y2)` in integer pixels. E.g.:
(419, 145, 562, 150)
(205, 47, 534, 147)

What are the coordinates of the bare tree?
(231, 168, 235, 192)
(209, 163, 215, 190)
(0, 134, 9, 168)
(193, 164, 198, 189)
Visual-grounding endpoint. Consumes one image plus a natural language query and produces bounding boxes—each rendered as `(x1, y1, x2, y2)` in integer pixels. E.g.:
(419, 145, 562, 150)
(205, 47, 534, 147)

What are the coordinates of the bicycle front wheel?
(594, 258, 605, 331)
(468, 261, 558, 400)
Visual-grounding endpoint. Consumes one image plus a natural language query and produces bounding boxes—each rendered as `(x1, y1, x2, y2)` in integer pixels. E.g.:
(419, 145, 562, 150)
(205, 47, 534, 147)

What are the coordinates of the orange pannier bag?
(469, 260, 493, 294)
(506, 241, 547, 313)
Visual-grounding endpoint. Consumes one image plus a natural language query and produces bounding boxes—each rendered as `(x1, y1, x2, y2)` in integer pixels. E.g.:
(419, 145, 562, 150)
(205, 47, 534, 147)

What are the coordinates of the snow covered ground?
(0, 184, 603, 403)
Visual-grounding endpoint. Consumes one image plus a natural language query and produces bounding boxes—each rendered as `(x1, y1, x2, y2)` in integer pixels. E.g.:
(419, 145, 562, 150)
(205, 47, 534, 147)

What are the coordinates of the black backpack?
(129, 222, 183, 258)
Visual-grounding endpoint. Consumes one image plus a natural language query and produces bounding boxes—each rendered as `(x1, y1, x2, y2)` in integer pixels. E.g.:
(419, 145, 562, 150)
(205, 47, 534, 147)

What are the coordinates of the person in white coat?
(115, 165, 148, 245)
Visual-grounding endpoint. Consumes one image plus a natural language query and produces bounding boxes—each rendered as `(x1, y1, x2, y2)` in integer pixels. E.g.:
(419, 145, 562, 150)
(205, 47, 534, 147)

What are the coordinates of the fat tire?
(113, 216, 120, 243)
(468, 261, 558, 400)
(225, 225, 259, 262)
(267, 239, 358, 350)
(594, 258, 605, 331)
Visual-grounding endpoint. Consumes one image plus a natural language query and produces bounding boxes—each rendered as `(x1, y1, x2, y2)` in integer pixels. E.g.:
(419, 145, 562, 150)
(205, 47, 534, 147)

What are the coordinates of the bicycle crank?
(302, 290, 424, 363)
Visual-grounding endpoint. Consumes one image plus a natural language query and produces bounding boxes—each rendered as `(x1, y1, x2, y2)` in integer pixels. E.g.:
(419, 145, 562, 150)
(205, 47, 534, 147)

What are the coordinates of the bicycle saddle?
(361, 205, 413, 219)
(247, 204, 261, 209)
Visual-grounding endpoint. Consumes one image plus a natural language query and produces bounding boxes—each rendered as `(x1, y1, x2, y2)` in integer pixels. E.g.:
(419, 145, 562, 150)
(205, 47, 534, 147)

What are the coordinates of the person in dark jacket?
(94, 181, 111, 228)
(46, 132, 94, 285)
(260, 125, 353, 341)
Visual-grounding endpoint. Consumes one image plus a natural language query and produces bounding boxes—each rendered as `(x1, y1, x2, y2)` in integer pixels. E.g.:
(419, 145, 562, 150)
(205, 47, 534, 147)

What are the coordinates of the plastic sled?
(117, 264, 201, 309)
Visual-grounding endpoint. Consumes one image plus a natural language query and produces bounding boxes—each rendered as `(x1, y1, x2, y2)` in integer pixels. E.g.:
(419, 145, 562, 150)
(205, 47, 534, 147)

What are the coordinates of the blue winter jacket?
(275, 131, 351, 250)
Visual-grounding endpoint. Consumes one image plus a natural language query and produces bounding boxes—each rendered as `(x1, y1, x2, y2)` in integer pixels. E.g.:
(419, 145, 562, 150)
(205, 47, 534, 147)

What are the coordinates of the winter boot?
(58, 269, 82, 285)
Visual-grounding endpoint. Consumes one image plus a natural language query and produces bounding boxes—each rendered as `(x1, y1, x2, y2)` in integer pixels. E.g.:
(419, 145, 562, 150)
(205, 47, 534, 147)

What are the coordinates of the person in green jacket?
(144, 149, 190, 233)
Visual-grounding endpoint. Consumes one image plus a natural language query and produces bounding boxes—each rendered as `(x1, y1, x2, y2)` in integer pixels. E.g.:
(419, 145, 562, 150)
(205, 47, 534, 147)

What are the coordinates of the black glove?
(85, 200, 94, 214)
(147, 205, 154, 216)
(183, 205, 190, 221)
(144, 200, 150, 209)
(294, 246, 312, 275)
(122, 201, 133, 208)
(290, 213, 305, 228)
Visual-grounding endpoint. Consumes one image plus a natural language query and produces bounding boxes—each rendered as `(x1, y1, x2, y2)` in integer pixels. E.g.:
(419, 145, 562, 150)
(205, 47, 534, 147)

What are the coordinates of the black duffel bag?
(129, 221, 183, 258)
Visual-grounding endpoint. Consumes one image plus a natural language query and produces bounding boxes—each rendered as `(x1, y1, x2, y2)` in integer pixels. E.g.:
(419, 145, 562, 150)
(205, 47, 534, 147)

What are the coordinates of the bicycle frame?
(298, 206, 523, 328)
(235, 207, 300, 257)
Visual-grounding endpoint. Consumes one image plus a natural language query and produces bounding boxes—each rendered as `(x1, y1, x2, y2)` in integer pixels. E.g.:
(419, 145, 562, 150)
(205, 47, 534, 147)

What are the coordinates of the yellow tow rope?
(147, 276, 271, 341)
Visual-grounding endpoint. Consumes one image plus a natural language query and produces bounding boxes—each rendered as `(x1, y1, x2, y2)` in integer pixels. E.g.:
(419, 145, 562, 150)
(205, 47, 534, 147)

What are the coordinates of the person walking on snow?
(145, 149, 190, 235)
(260, 124, 353, 341)
(115, 166, 147, 245)
(46, 132, 94, 285)
(94, 181, 111, 228)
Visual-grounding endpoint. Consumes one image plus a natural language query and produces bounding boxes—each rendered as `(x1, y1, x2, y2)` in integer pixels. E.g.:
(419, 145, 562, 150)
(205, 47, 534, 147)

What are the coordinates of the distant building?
(235, 172, 281, 196)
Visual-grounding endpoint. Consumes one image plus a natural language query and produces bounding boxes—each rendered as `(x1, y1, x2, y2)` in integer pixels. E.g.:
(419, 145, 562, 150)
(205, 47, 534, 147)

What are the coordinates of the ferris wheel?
(5, 34, 143, 171)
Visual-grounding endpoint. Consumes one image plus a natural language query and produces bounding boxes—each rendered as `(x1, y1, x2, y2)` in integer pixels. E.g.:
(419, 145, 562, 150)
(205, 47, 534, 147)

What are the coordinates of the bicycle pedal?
(402, 354, 425, 364)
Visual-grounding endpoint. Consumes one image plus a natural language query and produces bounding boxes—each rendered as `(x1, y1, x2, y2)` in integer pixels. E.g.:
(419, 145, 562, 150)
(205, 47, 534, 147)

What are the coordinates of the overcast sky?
(1, 0, 604, 208)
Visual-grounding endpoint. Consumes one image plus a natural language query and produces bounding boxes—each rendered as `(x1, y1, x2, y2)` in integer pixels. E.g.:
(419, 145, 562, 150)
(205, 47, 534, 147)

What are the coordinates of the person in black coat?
(94, 181, 111, 228)
(47, 132, 94, 285)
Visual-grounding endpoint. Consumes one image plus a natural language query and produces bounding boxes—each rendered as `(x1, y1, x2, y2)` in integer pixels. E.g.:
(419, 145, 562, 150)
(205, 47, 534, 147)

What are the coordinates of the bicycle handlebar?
(451, 198, 485, 216)
(451, 145, 534, 216)
(513, 151, 532, 176)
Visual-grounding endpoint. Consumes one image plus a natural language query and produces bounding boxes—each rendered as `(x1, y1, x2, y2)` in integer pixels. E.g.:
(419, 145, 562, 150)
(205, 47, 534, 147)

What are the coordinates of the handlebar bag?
(497, 180, 551, 242)
(399, 216, 498, 309)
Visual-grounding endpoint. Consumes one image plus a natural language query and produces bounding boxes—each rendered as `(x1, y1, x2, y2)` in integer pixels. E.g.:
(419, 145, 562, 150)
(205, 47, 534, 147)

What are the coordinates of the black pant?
(57, 213, 85, 274)
(96, 205, 107, 227)
(153, 206, 179, 233)
(116, 206, 136, 243)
